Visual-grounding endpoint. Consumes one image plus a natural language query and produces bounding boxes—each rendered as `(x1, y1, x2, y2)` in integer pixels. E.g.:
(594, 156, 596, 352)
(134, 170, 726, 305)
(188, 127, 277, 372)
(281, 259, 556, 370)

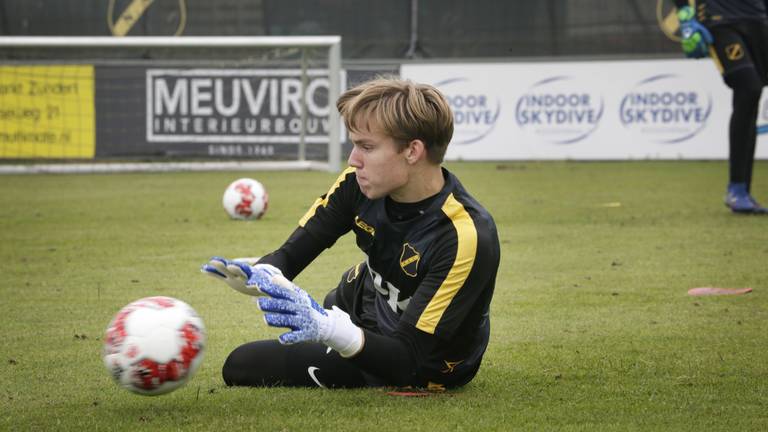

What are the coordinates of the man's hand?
(677, 5, 713, 58)
(250, 267, 364, 358)
(201, 256, 276, 296)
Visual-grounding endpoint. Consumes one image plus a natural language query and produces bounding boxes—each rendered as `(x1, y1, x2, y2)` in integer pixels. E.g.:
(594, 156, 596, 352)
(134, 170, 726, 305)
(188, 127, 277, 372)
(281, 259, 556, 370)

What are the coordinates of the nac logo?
(435, 78, 500, 145)
(620, 74, 711, 143)
(515, 76, 604, 144)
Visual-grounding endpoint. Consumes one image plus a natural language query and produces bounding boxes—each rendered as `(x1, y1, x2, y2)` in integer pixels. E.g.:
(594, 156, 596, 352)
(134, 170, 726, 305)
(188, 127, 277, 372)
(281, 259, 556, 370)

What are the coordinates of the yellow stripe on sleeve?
(416, 193, 478, 334)
(298, 167, 356, 227)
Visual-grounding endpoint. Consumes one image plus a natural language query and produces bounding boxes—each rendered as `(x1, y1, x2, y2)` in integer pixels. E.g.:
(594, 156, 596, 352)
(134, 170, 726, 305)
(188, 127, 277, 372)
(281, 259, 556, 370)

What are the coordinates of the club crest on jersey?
(354, 216, 375, 236)
(399, 243, 420, 277)
(725, 43, 744, 61)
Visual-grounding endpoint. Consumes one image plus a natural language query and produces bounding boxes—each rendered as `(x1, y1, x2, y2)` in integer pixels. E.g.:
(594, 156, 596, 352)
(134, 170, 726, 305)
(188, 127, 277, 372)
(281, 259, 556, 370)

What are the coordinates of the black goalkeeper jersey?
(262, 166, 500, 386)
(676, 0, 768, 24)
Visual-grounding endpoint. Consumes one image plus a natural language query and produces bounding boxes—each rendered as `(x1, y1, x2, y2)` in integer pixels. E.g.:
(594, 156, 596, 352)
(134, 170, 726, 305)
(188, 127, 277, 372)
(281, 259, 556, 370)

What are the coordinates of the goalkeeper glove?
(201, 256, 275, 296)
(250, 267, 364, 358)
(677, 5, 713, 59)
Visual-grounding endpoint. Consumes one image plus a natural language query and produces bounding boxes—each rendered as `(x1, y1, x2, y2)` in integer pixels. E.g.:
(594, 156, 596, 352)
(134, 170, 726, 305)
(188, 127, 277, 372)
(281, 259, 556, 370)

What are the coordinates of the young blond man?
(203, 78, 500, 389)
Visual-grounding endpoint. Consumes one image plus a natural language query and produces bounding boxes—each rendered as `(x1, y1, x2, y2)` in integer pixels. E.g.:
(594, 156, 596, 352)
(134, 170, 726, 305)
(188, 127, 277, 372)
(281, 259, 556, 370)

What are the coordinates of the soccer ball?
(102, 296, 206, 396)
(222, 178, 269, 220)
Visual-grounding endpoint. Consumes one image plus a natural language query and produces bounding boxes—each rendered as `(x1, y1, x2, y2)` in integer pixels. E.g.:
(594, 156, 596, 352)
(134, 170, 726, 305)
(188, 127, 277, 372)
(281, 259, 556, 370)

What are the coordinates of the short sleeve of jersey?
(297, 167, 361, 248)
(400, 193, 500, 340)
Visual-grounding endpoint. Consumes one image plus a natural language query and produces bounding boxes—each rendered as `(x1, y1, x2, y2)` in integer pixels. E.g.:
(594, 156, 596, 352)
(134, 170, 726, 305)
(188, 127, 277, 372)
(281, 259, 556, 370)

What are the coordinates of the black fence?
(0, 0, 680, 59)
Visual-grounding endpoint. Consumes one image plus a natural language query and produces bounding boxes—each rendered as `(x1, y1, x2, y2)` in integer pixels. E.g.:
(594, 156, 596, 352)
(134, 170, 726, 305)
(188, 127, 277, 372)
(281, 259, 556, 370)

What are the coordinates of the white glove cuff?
(321, 306, 364, 358)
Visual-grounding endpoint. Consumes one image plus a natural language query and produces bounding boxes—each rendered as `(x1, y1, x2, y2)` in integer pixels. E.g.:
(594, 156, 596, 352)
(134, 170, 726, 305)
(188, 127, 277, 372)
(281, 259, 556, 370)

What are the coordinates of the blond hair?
(337, 78, 454, 164)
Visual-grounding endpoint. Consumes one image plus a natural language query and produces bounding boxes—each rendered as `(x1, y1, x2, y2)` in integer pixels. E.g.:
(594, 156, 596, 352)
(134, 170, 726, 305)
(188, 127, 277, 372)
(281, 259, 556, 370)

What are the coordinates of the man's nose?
(348, 146, 362, 167)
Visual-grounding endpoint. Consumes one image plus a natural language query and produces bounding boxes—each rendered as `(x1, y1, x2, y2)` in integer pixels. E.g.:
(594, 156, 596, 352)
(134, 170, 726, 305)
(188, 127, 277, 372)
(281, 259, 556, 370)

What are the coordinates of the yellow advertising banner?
(0, 65, 95, 158)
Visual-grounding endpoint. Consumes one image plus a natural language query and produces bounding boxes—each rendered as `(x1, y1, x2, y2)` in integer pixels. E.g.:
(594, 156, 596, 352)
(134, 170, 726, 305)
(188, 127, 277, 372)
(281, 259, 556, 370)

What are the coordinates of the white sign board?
(402, 59, 768, 160)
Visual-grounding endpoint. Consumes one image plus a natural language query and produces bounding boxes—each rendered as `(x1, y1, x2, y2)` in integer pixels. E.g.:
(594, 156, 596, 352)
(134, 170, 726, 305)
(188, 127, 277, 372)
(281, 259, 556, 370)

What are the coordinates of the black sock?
(729, 87, 762, 189)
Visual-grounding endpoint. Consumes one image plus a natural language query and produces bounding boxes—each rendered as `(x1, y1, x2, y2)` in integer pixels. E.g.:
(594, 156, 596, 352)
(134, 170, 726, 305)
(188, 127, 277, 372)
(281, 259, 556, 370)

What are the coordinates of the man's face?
(347, 126, 409, 200)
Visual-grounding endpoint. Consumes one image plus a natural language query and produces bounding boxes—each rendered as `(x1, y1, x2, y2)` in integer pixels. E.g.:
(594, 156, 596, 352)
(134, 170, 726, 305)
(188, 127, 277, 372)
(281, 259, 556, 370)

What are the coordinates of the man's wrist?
(322, 306, 365, 358)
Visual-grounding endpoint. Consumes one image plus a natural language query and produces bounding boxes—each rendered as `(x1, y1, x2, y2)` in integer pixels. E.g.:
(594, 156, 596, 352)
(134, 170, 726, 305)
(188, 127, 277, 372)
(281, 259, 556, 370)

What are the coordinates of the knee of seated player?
(221, 344, 248, 386)
(222, 340, 282, 386)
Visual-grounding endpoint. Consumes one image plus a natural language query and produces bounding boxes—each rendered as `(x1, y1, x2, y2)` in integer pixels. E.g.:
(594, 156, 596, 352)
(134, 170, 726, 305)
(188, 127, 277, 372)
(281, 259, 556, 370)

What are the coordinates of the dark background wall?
(0, 0, 679, 59)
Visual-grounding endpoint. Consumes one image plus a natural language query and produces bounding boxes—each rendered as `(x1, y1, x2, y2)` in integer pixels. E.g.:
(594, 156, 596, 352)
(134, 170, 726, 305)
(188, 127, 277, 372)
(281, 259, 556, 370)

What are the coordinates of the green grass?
(1, 161, 767, 431)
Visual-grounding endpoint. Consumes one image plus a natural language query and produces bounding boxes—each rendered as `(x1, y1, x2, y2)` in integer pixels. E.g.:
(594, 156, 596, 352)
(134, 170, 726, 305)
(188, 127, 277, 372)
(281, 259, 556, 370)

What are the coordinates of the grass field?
(1, 161, 767, 431)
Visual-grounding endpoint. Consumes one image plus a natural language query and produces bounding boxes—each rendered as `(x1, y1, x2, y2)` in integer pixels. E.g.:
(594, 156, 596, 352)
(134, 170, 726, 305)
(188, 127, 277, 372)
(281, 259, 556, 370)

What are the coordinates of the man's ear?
(406, 139, 426, 164)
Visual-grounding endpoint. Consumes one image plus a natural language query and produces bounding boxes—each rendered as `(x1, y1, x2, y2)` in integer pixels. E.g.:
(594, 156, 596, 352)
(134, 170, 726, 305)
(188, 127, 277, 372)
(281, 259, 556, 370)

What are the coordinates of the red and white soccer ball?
(222, 178, 269, 220)
(102, 296, 206, 396)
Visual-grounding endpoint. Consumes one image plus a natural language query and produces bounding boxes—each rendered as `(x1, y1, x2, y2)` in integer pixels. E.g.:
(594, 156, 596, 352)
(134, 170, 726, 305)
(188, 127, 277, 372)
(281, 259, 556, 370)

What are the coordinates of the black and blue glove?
(677, 5, 713, 58)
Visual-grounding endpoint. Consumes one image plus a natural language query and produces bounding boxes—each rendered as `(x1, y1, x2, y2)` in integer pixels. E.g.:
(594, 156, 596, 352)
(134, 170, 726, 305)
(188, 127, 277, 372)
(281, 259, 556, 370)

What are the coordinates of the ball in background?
(102, 296, 206, 396)
(222, 178, 269, 220)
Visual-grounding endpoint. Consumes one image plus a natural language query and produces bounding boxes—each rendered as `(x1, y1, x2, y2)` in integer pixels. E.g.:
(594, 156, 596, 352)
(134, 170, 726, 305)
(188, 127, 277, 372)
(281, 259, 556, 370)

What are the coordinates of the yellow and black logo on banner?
(107, 0, 187, 36)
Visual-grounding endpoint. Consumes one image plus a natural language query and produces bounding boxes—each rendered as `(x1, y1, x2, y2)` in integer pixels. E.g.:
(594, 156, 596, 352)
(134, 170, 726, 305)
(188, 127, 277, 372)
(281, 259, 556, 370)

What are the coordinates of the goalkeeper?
(202, 77, 500, 389)
(674, 0, 768, 214)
